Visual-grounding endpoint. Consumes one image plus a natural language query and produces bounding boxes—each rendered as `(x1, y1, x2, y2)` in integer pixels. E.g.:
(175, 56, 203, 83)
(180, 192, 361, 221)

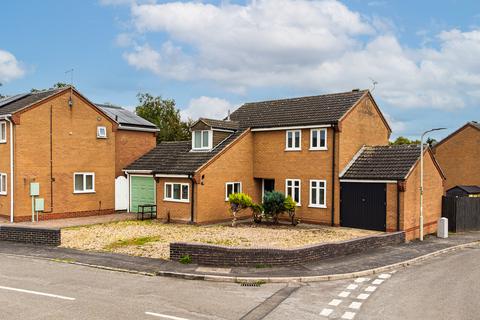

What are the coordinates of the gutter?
(118, 125, 159, 133)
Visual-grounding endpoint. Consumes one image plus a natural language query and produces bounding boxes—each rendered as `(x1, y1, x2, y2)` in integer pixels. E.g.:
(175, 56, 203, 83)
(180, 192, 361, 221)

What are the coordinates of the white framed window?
(97, 126, 107, 139)
(285, 179, 301, 206)
(285, 130, 301, 151)
(225, 182, 242, 201)
(164, 182, 189, 202)
(0, 122, 6, 143)
(310, 128, 327, 150)
(192, 130, 212, 150)
(309, 180, 326, 208)
(73, 172, 95, 193)
(0, 173, 7, 195)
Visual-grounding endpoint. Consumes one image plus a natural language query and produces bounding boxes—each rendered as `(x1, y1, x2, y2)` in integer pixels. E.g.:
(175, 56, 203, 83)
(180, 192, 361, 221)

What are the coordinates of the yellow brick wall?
(155, 177, 192, 223)
(433, 125, 480, 191)
(115, 130, 156, 177)
(12, 91, 116, 218)
(0, 121, 12, 217)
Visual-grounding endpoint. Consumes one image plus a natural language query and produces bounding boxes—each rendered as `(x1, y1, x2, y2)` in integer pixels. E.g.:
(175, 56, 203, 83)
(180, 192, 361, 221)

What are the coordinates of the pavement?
(0, 232, 478, 282)
(0, 242, 478, 319)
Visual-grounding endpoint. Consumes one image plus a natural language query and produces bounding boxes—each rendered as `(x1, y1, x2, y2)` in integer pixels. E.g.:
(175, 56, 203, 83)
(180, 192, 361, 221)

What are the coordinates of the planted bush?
(263, 191, 286, 223)
(228, 193, 253, 227)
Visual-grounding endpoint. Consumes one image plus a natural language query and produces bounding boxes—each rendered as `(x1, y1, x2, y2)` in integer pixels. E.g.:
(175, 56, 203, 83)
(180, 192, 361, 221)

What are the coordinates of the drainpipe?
(331, 125, 336, 227)
(397, 182, 400, 231)
(189, 175, 195, 223)
(5, 117, 14, 223)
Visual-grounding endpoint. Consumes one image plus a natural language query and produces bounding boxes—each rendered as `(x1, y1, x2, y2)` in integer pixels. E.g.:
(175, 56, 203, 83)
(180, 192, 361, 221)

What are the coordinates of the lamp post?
(420, 127, 446, 241)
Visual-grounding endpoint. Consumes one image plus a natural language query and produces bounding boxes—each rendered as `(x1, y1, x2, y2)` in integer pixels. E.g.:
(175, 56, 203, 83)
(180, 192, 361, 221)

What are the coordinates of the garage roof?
(341, 145, 423, 180)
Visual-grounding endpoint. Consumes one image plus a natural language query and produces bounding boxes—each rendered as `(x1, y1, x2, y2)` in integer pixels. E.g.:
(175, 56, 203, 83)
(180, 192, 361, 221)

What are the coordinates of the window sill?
(164, 198, 190, 203)
(73, 191, 96, 194)
(285, 149, 301, 152)
(0, 141, 6, 144)
(309, 147, 328, 151)
(96, 136, 107, 139)
(0, 193, 7, 196)
(308, 204, 327, 209)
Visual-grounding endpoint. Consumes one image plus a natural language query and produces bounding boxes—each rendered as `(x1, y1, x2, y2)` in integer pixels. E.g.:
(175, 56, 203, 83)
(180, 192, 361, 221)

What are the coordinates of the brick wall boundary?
(0, 208, 115, 222)
(0, 225, 61, 246)
(170, 231, 405, 266)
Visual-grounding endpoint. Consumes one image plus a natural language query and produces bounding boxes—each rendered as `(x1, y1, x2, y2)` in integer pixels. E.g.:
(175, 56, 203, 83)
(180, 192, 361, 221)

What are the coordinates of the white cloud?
(0, 49, 25, 83)
(118, 0, 480, 111)
(181, 96, 234, 121)
(383, 113, 406, 133)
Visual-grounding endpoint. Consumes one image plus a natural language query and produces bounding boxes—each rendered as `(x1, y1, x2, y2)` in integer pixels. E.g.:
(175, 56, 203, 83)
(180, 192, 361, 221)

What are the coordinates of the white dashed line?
(354, 277, 369, 283)
(347, 284, 358, 290)
(365, 286, 377, 292)
(320, 308, 333, 317)
(378, 273, 391, 279)
(372, 279, 384, 285)
(341, 311, 356, 319)
(145, 312, 190, 320)
(357, 293, 370, 300)
(349, 301, 362, 310)
(329, 299, 342, 306)
(390, 270, 397, 274)
(339, 291, 351, 298)
(0, 285, 75, 301)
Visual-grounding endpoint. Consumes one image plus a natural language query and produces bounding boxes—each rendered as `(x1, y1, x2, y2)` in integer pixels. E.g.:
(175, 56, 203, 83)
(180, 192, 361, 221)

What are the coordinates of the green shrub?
(263, 191, 286, 222)
(284, 195, 297, 213)
(179, 254, 192, 264)
(228, 192, 253, 227)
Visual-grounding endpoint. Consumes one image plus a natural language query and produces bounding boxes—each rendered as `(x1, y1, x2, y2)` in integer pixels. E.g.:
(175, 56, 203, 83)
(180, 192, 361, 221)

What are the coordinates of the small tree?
(284, 196, 298, 226)
(263, 191, 286, 223)
(228, 193, 253, 227)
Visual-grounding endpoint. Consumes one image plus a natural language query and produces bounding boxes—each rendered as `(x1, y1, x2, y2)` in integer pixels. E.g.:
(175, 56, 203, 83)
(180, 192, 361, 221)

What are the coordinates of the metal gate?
(340, 182, 386, 231)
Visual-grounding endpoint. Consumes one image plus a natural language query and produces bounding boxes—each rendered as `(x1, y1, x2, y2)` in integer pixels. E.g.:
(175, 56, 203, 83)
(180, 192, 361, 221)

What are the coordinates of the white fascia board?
(251, 124, 332, 132)
(122, 169, 153, 174)
(118, 125, 160, 133)
(340, 179, 397, 184)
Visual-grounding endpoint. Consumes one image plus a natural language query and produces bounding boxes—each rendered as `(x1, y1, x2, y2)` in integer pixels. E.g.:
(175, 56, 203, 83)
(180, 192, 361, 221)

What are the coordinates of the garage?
(340, 182, 386, 231)
(129, 176, 156, 212)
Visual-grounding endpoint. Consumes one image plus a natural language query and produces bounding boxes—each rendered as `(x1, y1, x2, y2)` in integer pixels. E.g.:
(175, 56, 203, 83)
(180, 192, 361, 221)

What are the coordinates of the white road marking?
(354, 277, 369, 283)
(338, 291, 351, 298)
(329, 299, 342, 306)
(357, 293, 370, 300)
(365, 286, 377, 292)
(347, 284, 358, 290)
(320, 308, 333, 317)
(341, 311, 356, 319)
(372, 279, 384, 285)
(145, 312, 190, 320)
(378, 273, 391, 279)
(349, 301, 362, 310)
(0, 285, 75, 301)
(390, 270, 397, 274)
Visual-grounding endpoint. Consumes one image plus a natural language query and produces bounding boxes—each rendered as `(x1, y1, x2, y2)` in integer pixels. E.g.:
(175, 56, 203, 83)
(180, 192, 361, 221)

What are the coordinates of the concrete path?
(0, 232, 478, 282)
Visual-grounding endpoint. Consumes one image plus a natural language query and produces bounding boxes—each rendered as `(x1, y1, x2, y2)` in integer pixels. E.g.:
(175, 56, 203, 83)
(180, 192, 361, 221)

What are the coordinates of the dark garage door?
(340, 182, 386, 231)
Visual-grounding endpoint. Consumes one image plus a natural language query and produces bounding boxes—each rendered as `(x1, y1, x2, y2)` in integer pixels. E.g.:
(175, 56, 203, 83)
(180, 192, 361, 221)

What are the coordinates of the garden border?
(170, 231, 405, 266)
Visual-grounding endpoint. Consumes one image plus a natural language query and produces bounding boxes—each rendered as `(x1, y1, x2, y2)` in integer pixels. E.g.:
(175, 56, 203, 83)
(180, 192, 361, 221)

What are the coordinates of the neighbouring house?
(0, 87, 157, 222)
(432, 121, 480, 191)
(446, 185, 480, 198)
(124, 89, 444, 240)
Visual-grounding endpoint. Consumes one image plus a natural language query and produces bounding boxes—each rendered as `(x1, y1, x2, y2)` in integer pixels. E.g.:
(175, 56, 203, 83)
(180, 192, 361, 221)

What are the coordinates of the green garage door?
(130, 176, 156, 212)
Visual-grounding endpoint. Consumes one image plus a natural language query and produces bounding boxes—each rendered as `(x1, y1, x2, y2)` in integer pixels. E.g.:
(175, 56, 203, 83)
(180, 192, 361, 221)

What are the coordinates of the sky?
(1, 0, 479, 140)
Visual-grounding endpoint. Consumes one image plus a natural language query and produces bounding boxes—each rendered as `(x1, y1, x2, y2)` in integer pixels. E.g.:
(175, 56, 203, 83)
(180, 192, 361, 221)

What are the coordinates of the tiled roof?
(0, 88, 65, 115)
(96, 103, 158, 130)
(470, 121, 480, 130)
(126, 130, 245, 174)
(230, 90, 368, 129)
(198, 118, 239, 131)
(449, 185, 480, 194)
(341, 144, 423, 180)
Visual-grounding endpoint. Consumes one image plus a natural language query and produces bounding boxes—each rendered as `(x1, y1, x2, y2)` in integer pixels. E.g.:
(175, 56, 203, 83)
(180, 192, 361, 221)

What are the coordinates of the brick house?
(0, 87, 157, 222)
(125, 90, 444, 240)
(432, 121, 480, 191)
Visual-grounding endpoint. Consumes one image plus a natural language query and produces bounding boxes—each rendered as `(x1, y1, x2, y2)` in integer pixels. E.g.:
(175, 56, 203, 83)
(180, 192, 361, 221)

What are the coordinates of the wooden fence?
(442, 196, 480, 232)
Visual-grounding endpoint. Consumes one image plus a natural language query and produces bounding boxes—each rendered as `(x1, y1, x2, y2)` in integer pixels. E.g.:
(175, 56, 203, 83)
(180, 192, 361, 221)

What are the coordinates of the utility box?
(30, 182, 40, 196)
(35, 198, 45, 212)
(438, 217, 448, 238)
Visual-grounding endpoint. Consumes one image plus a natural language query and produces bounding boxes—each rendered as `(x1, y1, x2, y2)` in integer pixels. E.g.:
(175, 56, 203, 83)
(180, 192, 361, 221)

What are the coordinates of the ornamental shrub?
(262, 191, 286, 222)
(228, 192, 253, 226)
(283, 195, 297, 213)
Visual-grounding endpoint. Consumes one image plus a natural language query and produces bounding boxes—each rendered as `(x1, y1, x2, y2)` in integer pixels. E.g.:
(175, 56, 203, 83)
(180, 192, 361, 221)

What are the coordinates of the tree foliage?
(389, 136, 420, 145)
(135, 93, 191, 143)
(228, 192, 253, 227)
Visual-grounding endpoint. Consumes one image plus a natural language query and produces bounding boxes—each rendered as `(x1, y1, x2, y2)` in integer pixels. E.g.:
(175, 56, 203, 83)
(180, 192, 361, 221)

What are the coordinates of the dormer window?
(192, 130, 212, 150)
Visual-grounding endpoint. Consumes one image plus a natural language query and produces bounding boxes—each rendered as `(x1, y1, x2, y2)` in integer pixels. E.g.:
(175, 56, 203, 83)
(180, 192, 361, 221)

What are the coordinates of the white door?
(115, 176, 128, 211)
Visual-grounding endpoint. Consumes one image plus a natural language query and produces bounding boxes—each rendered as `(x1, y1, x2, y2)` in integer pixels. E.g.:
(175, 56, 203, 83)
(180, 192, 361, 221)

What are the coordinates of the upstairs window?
(310, 128, 327, 150)
(285, 179, 301, 206)
(0, 122, 6, 143)
(192, 130, 212, 150)
(286, 130, 301, 151)
(225, 182, 242, 201)
(74, 173, 95, 194)
(97, 126, 107, 139)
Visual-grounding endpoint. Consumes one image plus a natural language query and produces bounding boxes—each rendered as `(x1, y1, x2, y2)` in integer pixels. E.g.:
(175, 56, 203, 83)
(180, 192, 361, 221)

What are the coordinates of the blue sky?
(1, 0, 479, 140)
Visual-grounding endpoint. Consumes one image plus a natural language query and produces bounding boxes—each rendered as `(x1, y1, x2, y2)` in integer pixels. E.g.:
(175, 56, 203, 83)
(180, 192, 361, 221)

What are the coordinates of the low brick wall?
(170, 231, 405, 266)
(0, 225, 61, 246)
(0, 208, 116, 222)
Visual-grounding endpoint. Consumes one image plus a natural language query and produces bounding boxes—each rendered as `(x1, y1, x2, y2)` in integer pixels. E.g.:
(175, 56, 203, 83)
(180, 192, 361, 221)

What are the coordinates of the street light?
(420, 127, 446, 241)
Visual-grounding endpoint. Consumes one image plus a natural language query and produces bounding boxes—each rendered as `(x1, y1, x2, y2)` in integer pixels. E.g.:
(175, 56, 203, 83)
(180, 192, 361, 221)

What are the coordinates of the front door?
(262, 179, 275, 201)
